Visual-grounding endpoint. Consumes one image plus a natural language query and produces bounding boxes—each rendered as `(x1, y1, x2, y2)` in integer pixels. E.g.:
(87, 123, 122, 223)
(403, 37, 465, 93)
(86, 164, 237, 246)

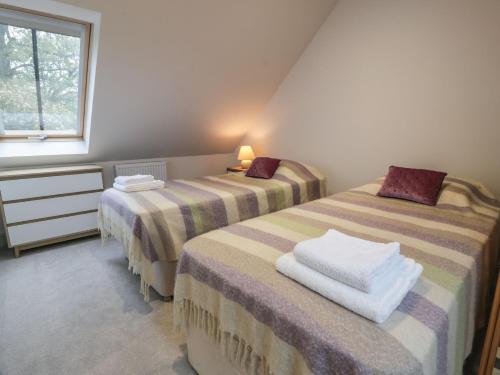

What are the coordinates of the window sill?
(0, 139, 89, 158)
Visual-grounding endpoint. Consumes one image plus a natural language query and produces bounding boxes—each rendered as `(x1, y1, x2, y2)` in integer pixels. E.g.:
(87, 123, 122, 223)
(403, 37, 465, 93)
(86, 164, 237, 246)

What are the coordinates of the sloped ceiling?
(6, 0, 337, 166)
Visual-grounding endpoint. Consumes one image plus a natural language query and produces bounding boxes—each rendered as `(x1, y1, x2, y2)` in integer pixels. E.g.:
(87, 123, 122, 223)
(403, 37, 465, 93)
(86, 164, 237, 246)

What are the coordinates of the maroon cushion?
(377, 166, 447, 206)
(245, 157, 281, 179)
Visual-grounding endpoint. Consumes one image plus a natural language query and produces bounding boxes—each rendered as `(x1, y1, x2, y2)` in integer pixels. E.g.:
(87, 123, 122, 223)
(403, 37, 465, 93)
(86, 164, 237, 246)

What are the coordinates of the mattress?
(98, 160, 325, 297)
(174, 176, 500, 375)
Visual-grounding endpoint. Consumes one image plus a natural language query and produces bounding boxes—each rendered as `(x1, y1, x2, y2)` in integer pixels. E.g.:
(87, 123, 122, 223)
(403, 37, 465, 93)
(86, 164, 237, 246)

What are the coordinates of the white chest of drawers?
(0, 165, 104, 257)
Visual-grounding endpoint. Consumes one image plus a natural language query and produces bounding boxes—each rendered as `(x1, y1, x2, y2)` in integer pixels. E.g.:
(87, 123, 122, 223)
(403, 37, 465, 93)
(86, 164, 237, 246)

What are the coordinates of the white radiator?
(114, 161, 167, 181)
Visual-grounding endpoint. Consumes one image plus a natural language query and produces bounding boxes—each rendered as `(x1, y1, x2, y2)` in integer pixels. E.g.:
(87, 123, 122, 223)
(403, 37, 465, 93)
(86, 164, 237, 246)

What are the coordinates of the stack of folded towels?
(276, 229, 422, 323)
(113, 174, 164, 192)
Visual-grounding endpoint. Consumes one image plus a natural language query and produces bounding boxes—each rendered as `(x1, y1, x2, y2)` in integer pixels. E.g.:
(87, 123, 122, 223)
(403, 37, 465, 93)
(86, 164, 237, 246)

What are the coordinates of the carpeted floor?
(0, 237, 196, 375)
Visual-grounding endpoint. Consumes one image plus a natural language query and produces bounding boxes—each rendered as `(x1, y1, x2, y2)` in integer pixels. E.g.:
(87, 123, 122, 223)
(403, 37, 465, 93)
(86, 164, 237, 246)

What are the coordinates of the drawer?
(7, 212, 98, 247)
(0, 172, 103, 201)
(3, 192, 102, 224)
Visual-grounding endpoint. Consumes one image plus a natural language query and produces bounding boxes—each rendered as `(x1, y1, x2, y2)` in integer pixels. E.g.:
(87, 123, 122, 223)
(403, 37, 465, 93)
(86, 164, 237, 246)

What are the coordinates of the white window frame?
(0, 4, 91, 140)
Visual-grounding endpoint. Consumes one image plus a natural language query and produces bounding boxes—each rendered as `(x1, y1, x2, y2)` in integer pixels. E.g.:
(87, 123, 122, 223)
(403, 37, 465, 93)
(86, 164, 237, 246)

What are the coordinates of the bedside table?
(226, 166, 247, 174)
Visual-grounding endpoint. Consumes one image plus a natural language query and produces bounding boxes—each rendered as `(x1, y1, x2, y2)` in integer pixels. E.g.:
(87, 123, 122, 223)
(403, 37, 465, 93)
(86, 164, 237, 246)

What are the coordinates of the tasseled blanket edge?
(97, 205, 152, 302)
(174, 298, 273, 375)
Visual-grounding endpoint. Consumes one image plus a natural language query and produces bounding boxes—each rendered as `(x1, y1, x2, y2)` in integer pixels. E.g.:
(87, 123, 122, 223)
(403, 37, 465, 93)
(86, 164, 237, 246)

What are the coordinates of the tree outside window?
(0, 7, 89, 138)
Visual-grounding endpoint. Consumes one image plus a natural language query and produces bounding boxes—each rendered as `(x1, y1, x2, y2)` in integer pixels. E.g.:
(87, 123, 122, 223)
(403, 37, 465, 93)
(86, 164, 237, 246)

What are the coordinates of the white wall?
(0, 0, 336, 169)
(244, 0, 500, 196)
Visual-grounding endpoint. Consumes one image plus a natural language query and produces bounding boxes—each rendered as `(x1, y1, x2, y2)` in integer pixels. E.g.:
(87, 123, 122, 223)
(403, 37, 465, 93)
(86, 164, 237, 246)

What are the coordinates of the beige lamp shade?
(237, 145, 255, 169)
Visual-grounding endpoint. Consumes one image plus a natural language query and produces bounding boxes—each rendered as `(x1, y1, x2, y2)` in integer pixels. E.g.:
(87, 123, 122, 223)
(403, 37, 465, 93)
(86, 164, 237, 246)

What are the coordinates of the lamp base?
(241, 160, 252, 169)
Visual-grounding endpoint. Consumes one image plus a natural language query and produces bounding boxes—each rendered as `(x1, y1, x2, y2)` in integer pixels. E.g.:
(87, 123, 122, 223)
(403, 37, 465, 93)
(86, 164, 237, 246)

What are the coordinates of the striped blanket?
(98, 160, 325, 296)
(174, 176, 500, 375)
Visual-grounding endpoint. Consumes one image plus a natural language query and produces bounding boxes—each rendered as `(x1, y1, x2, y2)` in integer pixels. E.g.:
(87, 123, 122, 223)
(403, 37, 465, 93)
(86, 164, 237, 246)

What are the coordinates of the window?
(0, 6, 90, 139)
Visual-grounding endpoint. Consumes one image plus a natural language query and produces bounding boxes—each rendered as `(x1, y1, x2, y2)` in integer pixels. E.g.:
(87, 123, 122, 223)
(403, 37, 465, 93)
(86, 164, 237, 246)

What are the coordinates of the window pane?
(0, 20, 83, 136)
(0, 24, 39, 131)
(37, 30, 80, 133)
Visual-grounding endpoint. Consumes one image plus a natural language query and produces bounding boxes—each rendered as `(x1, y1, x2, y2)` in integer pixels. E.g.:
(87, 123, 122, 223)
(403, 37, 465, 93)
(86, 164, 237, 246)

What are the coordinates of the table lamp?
(237, 145, 255, 169)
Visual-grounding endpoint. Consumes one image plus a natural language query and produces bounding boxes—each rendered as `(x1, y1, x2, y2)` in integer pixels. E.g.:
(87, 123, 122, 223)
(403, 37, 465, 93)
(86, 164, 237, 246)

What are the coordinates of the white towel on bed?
(294, 229, 401, 293)
(276, 253, 422, 323)
(113, 180, 164, 192)
(114, 174, 154, 186)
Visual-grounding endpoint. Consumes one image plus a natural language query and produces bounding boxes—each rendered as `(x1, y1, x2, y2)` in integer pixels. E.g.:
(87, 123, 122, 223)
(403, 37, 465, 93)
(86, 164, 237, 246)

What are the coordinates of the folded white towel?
(359, 254, 406, 294)
(294, 229, 400, 293)
(114, 174, 154, 186)
(276, 253, 422, 323)
(113, 180, 164, 192)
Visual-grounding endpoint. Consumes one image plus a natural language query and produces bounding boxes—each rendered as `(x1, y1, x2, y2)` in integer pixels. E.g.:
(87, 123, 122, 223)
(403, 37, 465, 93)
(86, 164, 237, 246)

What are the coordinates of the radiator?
(114, 161, 167, 181)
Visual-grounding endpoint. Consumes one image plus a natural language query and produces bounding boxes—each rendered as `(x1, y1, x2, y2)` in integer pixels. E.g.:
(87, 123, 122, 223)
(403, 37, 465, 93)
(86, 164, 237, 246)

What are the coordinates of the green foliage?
(0, 24, 81, 132)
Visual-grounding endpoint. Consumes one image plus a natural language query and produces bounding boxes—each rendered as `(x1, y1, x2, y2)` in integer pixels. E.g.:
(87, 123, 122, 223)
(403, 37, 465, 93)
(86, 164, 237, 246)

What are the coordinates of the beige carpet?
(0, 237, 196, 375)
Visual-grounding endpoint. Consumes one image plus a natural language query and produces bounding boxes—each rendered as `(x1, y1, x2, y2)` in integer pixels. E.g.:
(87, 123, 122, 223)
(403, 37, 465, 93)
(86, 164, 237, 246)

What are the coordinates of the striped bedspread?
(98, 160, 325, 294)
(174, 176, 500, 375)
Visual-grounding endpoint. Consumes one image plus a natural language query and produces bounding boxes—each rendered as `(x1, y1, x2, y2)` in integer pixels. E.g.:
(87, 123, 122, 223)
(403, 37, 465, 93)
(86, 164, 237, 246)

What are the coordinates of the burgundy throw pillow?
(377, 166, 447, 206)
(245, 157, 281, 179)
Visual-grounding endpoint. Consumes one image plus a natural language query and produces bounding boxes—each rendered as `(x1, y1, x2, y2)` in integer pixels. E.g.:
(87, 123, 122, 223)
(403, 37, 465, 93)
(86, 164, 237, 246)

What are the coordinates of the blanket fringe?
(174, 298, 273, 375)
(139, 277, 150, 302)
(98, 204, 152, 302)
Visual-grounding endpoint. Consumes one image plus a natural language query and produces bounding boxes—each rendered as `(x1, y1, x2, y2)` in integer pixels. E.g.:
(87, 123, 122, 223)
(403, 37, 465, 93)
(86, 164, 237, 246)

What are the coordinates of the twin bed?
(98, 161, 500, 374)
(98, 160, 325, 298)
(173, 176, 500, 375)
